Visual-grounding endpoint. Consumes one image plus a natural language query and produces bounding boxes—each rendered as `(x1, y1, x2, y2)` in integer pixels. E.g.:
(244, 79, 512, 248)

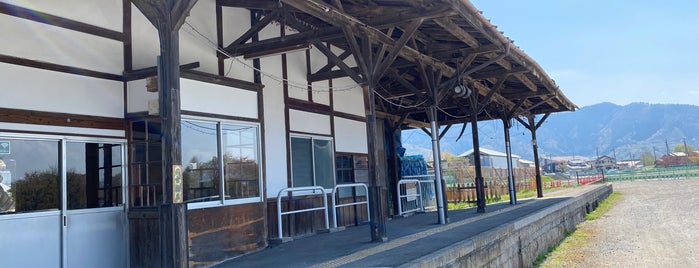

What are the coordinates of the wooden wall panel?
(187, 203, 266, 267)
(266, 195, 367, 239)
(128, 209, 161, 268)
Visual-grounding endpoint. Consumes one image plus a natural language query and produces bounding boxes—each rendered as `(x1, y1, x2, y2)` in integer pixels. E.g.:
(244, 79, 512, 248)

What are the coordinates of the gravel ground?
(542, 178, 699, 267)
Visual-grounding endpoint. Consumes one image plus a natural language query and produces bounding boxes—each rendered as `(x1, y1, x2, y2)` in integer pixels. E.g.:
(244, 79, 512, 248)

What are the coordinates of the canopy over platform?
(222, 0, 577, 127)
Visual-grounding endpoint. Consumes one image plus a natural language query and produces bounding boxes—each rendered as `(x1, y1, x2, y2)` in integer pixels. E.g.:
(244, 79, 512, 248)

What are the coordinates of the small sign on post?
(173, 165, 183, 203)
(0, 141, 10, 154)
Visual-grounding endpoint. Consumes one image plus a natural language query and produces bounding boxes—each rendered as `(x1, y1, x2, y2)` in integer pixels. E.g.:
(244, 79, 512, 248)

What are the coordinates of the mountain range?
(401, 102, 699, 161)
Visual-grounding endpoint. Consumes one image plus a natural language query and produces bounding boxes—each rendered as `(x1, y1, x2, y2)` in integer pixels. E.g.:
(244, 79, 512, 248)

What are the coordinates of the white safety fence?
(331, 183, 370, 228)
(276, 186, 329, 239)
(398, 175, 437, 216)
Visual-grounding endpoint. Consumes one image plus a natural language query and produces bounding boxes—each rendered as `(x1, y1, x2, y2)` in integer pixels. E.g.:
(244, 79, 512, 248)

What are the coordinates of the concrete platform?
(213, 184, 612, 268)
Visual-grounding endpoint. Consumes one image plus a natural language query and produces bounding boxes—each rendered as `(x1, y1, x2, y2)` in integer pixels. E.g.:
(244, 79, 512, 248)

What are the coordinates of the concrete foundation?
(400, 184, 613, 268)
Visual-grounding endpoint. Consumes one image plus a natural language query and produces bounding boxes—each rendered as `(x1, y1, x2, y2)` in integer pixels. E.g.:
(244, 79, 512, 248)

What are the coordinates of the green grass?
(532, 191, 622, 267)
(586, 192, 621, 220)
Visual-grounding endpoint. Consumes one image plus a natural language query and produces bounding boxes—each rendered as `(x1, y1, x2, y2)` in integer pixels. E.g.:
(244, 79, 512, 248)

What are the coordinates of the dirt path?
(542, 178, 699, 267)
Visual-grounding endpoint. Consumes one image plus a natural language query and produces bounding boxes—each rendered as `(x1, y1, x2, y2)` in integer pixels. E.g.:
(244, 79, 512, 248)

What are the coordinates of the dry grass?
(534, 192, 621, 267)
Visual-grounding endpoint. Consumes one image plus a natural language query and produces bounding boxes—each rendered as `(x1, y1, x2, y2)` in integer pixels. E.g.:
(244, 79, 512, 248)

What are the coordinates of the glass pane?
(0, 139, 60, 214)
(291, 137, 313, 187)
(147, 162, 163, 205)
(314, 139, 335, 189)
(133, 142, 146, 163)
(132, 121, 146, 141)
(66, 142, 124, 210)
(222, 124, 259, 199)
(182, 121, 220, 203)
(147, 121, 162, 142)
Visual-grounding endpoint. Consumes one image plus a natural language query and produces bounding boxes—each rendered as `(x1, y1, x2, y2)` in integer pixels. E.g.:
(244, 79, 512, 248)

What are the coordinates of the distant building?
(567, 160, 591, 170)
(517, 159, 536, 168)
(458, 148, 526, 169)
(656, 151, 699, 167)
(590, 155, 617, 171)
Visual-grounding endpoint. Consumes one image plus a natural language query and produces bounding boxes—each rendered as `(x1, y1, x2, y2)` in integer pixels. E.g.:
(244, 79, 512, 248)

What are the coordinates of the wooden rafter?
(280, 0, 456, 77)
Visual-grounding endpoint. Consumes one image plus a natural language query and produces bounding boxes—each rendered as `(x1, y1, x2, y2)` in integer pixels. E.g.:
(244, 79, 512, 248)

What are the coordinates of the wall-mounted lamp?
(453, 84, 472, 97)
(145, 76, 158, 92)
(243, 43, 312, 60)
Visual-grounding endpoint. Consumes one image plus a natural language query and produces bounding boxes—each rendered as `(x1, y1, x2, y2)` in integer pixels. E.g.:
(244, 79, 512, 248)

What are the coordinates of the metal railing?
(401, 174, 437, 210)
(276, 186, 329, 239)
(397, 179, 423, 216)
(331, 183, 370, 228)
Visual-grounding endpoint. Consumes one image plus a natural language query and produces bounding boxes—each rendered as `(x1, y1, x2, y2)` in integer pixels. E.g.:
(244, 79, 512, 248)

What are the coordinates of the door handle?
(63, 215, 67, 227)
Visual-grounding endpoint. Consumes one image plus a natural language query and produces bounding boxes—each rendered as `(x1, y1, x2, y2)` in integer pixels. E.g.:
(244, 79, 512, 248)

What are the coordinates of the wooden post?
(470, 112, 486, 213)
(131, 1, 197, 267)
(363, 84, 388, 242)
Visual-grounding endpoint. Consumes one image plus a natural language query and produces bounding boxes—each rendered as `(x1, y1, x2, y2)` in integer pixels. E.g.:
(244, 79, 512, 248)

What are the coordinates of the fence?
(604, 166, 699, 181)
(275, 186, 329, 239)
(331, 183, 369, 228)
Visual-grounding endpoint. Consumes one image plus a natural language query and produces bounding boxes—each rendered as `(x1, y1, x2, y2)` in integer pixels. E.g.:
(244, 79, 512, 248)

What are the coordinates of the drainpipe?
(428, 106, 447, 224)
(503, 118, 517, 204)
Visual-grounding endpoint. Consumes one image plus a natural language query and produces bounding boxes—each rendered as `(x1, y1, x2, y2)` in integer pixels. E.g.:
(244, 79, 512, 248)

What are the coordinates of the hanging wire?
(182, 21, 359, 93)
(182, 20, 439, 111)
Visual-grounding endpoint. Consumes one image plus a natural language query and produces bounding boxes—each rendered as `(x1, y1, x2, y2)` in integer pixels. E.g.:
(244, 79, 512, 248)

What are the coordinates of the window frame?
(182, 116, 263, 210)
(289, 134, 336, 191)
(0, 132, 127, 218)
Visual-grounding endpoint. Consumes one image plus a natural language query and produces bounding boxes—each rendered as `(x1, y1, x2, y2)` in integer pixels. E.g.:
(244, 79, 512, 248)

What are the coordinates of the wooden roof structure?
(221, 0, 577, 128)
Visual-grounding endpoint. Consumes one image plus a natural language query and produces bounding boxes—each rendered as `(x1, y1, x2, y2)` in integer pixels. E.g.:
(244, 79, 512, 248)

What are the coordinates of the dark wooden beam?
(314, 48, 352, 74)
(308, 67, 361, 82)
(223, 27, 343, 57)
(224, 10, 280, 51)
(0, 54, 123, 81)
(219, 0, 281, 10)
(312, 41, 363, 84)
(0, 108, 124, 130)
(181, 70, 263, 92)
(373, 19, 424, 82)
(280, 0, 456, 77)
(469, 67, 528, 79)
(0, 2, 124, 41)
(433, 17, 479, 48)
(124, 62, 200, 81)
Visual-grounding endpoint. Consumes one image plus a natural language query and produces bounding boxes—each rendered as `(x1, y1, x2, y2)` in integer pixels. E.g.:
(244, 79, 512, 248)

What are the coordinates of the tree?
(674, 143, 696, 153)
(640, 150, 655, 167)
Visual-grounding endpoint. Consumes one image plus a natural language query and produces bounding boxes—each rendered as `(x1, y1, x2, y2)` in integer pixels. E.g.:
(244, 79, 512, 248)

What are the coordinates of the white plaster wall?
(0, 63, 123, 118)
(260, 45, 288, 198)
(180, 1, 219, 76)
(332, 77, 365, 116)
(286, 49, 310, 101)
(289, 110, 331, 135)
(130, 2, 159, 70)
(309, 47, 330, 105)
(180, 79, 258, 119)
(126, 79, 155, 113)
(3, 0, 123, 32)
(334, 118, 368, 154)
(0, 13, 123, 74)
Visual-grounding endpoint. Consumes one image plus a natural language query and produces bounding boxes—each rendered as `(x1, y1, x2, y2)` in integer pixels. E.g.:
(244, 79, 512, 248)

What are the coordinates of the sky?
(470, 0, 699, 108)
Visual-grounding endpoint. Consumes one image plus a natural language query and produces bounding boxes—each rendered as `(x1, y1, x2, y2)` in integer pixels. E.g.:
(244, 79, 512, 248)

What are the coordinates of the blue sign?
(0, 141, 9, 154)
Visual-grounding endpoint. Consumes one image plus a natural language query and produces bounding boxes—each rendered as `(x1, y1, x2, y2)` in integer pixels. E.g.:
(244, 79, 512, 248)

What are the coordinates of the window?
(335, 154, 369, 184)
(335, 154, 368, 197)
(0, 139, 59, 214)
(290, 136, 335, 189)
(66, 142, 123, 209)
(129, 120, 163, 207)
(0, 137, 124, 214)
(181, 119, 261, 207)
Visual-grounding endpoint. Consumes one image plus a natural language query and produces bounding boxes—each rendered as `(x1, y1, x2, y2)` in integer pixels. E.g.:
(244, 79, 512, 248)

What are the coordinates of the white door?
(0, 138, 127, 268)
(63, 141, 127, 268)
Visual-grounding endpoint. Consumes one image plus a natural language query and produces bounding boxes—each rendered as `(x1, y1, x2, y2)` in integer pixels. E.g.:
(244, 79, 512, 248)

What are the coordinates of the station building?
(0, 1, 576, 267)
